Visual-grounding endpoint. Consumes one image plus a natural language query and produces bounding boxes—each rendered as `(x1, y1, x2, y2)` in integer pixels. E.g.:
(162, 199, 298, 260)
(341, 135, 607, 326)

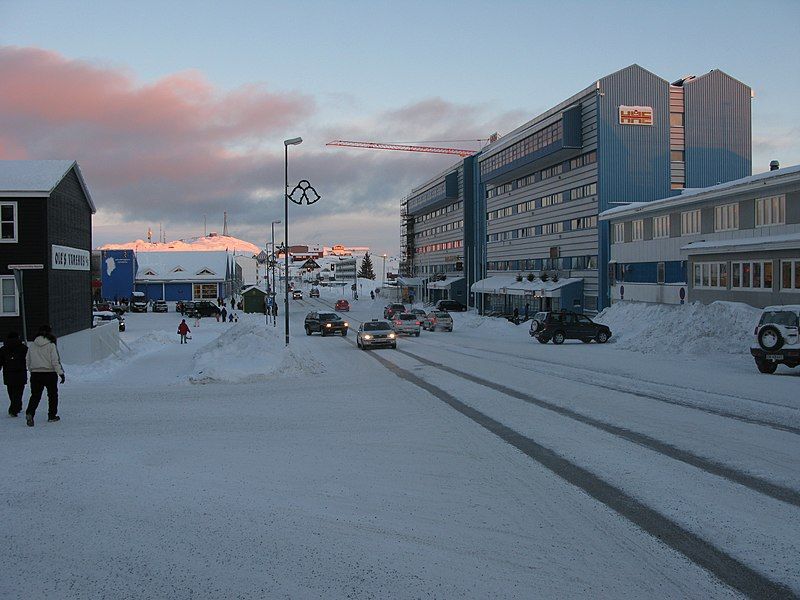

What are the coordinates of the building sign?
(52, 244, 90, 271)
(619, 105, 653, 126)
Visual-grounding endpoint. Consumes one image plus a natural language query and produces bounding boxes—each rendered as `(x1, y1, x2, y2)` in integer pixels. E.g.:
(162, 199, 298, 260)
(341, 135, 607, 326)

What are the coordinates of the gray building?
(601, 162, 800, 307)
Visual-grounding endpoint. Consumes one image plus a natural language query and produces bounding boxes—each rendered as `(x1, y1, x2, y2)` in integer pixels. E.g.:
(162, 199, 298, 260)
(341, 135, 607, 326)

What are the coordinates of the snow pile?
(101, 234, 261, 256)
(66, 330, 178, 381)
(595, 301, 761, 355)
(191, 320, 324, 383)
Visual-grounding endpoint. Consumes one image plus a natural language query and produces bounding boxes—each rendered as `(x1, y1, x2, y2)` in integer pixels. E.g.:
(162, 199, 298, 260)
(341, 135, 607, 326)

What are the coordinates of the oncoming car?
(304, 311, 348, 336)
(357, 320, 397, 350)
(292, 289, 304, 300)
(750, 305, 800, 374)
(309, 288, 320, 298)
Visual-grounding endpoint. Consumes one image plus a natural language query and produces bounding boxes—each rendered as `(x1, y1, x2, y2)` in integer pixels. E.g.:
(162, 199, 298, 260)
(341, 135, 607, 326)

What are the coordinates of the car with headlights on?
(304, 311, 348, 336)
(422, 310, 453, 332)
(292, 289, 304, 300)
(357, 320, 397, 350)
(750, 305, 800, 374)
(392, 312, 422, 336)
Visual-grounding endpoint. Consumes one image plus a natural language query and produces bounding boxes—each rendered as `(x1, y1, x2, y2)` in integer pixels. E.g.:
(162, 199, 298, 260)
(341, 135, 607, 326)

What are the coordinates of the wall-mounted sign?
(52, 244, 90, 271)
(619, 105, 653, 126)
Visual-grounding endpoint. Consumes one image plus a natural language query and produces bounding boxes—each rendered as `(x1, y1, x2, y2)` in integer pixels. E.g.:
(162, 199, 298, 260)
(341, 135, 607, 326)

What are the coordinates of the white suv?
(750, 305, 800, 374)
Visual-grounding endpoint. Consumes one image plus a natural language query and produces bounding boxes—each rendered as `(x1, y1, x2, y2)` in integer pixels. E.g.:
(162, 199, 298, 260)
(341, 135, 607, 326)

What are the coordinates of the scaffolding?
(399, 199, 414, 277)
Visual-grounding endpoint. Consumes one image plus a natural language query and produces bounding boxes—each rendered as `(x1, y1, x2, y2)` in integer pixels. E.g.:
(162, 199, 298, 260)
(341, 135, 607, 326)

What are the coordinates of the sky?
(1, 0, 799, 255)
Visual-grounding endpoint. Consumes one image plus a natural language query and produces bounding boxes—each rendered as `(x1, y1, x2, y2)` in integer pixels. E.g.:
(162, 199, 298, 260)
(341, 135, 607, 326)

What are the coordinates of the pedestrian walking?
(272, 303, 278, 317)
(24, 325, 64, 427)
(524, 303, 530, 322)
(0, 331, 28, 417)
(194, 313, 201, 327)
(512, 307, 520, 325)
(230, 297, 235, 309)
(228, 312, 234, 323)
(221, 307, 227, 322)
(178, 319, 191, 344)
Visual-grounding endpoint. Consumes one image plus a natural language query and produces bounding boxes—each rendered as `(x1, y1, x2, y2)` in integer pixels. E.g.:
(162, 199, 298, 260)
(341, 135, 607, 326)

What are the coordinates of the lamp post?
(381, 253, 387, 289)
(284, 137, 302, 345)
(271, 219, 281, 327)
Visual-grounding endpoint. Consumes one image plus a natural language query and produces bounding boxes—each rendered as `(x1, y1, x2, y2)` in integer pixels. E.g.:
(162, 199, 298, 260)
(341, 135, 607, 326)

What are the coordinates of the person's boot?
(48, 416, 60, 423)
(26, 414, 34, 427)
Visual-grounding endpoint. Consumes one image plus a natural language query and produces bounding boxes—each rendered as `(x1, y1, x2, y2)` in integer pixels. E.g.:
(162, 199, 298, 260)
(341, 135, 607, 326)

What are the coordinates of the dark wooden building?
(0, 160, 96, 341)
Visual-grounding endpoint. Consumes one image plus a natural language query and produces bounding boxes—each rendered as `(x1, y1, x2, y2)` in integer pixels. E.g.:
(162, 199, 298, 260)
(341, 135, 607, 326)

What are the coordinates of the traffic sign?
(8, 264, 44, 270)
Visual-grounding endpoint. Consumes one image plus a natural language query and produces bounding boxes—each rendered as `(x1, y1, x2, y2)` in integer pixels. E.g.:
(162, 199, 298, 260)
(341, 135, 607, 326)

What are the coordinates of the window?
(755, 195, 785, 227)
(681, 209, 701, 235)
(1, 202, 17, 242)
(781, 259, 800, 290)
(541, 222, 564, 235)
(570, 216, 597, 230)
(657, 262, 665, 284)
(694, 262, 728, 289)
(632, 220, 644, 241)
(714, 203, 739, 232)
(540, 193, 562, 207)
(193, 283, 218, 299)
(614, 223, 625, 243)
(570, 151, 597, 170)
(731, 261, 773, 290)
(570, 182, 597, 200)
(670, 150, 685, 162)
(1, 277, 19, 316)
(653, 215, 670, 239)
(479, 120, 563, 177)
(670, 112, 684, 127)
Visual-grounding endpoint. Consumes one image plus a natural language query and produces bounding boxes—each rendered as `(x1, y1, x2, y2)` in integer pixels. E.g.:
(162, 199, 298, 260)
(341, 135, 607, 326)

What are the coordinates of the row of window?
(409, 181, 446, 209)
(413, 200, 463, 224)
(480, 120, 563, 177)
(414, 220, 464, 240)
(485, 151, 597, 199)
(487, 215, 597, 243)
(487, 255, 598, 271)
(414, 239, 464, 254)
(693, 259, 800, 291)
(487, 182, 598, 221)
(613, 195, 787, 243)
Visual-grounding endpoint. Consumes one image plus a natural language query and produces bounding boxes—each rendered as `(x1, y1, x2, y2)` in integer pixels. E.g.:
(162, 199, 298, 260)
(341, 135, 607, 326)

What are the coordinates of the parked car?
(189, 301, 221, 318)
(383, 303, 406, 319)
(309, 288, 320, 298)
(750, 305, 800, 374)
(392, 313, 422, 336)
(304, 311, 348, 336)
(357, 320, 397, 350)
(422, 310, 453, 332)
(93, 310, 125, 332)
(292, 289, 304, 300)
(529, 311, 611, 344)
(435, 299, 466, 312)
(130, 291, 148, 313)
(152, 300, 168, 313)
(335, 299, 350, 312)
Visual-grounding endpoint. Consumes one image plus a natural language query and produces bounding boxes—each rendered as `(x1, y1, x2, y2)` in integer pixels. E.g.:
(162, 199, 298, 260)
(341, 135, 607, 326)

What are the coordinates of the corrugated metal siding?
(684, 70, 751, 188)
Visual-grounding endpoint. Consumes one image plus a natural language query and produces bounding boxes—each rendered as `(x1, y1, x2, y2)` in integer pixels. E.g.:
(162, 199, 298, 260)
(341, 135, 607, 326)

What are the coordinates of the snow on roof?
(241, 285, 267, 294)
(101, 234, 261, 255)
(764, 305, 800, 313)
(471, 275, 582, 296)
(136, 251, 230, 281)
(427, 276, 465, 289)
(681, 232, 800, 254)
(601, 164, 800, 220)
(0, 160, 96, 212)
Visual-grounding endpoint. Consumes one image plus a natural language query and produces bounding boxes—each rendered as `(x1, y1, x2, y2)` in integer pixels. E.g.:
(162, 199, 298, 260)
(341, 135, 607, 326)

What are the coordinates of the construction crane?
(326, 139, 487, 157)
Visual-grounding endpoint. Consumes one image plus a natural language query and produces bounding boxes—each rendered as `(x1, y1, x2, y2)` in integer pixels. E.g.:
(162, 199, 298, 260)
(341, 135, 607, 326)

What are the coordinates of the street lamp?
(271, 219, 281, 327)
(381, 253, 387, 289)
(284, 137, 302, 345)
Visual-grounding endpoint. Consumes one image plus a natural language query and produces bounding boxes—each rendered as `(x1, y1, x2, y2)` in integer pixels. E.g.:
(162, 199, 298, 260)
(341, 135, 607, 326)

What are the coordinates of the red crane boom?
(326, 140, 476, 157)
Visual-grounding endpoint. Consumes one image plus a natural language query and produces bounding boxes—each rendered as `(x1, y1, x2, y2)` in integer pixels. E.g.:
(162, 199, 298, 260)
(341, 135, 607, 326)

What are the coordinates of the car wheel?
(755, 359, 778, 374)
(552, 331, 565, 345)
(305, 326, 312, 336)
(415, 332, 420, 337)
(758, 325, 784, 352)
(391, 344, 397, 349)
(596, 331, 609, 344)
(321, 330, 327, 337)
(342, 330, 347, 337)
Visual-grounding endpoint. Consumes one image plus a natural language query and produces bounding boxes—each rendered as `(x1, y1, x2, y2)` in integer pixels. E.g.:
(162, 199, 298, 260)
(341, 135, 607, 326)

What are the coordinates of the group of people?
(214, 307, 239, 323)
(0, 325, 65, 427)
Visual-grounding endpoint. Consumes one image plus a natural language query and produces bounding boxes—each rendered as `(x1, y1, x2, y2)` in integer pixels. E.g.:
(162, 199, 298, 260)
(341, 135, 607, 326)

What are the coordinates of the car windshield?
(364, 322, 391, 331)
(398, 314, 416, 320)
(759, 311, 799, 327)
(319, 313, 340, 321)
(433, 312, 450, 318)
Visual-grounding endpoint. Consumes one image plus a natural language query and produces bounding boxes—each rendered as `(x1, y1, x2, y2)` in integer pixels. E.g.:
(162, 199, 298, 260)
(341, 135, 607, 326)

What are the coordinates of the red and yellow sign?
(619, 105, 653, 125)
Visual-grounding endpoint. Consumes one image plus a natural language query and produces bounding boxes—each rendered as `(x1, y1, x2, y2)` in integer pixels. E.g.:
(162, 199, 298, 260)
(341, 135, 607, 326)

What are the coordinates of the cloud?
(0, 46, 523, 253)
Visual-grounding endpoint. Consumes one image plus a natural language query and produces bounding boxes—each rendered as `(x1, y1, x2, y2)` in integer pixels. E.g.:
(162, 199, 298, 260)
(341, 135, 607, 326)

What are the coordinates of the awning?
(427, 276, 464, 290)
(397, 277, 426, 287)
(470, 275, 582, 297)
(681, 232, 800, 255)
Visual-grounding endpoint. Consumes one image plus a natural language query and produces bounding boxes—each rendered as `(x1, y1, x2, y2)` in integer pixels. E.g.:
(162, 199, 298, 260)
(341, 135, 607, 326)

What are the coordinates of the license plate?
(766, 354, 784, 360)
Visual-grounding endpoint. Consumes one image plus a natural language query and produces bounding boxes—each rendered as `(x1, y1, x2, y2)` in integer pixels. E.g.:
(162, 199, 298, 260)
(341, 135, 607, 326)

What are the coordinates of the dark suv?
(383, 303, 406, 319)
(190, 301, 221, 318)
(304, 311, 349, 336)
(529, 311, 611, 344)
(435, 299, 466, 312)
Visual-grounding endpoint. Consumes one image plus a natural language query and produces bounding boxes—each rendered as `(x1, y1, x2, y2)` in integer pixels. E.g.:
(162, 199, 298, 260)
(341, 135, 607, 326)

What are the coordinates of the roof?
(427, 276, 464, 289)
(241, 285, 267, 295)
(681, 232, 800, 255)
(0, 160, 96, 213)
(764, 305, 800, 313)
(135, 251, 231, 281)
(600, 164, 800, 220)
(470, 275, 582, 296)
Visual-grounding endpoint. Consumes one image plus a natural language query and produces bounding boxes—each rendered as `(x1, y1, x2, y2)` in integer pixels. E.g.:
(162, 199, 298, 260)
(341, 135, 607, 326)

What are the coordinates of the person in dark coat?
(272, 302, 278, 317)
(512, 307, 520, 325)
(221, 307, 228, 322)
(0, 332, 28, 417)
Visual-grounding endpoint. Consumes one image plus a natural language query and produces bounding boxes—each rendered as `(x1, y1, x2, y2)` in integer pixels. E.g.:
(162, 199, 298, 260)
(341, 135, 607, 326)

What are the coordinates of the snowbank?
(191, 319, 324, 383)
(66, 330, 178, 381)
(595, 301, 761, 355)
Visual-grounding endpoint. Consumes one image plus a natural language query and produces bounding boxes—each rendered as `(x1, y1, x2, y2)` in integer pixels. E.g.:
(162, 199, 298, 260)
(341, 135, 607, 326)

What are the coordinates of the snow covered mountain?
(99, 234, 262, 256)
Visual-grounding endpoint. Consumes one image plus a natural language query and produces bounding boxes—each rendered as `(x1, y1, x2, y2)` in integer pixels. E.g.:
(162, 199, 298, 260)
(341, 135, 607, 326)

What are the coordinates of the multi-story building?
(601, 162, 800, 307)
(473, 64, 751, 313)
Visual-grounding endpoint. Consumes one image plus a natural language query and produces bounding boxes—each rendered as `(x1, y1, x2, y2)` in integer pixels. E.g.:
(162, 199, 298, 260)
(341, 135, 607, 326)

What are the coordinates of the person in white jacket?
(25, 325, 65, 427)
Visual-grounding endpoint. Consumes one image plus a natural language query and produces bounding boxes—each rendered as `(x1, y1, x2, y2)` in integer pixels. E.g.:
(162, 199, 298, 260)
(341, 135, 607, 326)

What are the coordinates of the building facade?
(473, 65, 751, 313)
(1, 160, 95, 340)
(602, 163, 800, 307)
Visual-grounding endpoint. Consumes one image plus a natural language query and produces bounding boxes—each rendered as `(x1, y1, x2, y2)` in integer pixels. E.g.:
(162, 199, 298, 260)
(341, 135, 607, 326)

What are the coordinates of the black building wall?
(47, 168, 93, 337)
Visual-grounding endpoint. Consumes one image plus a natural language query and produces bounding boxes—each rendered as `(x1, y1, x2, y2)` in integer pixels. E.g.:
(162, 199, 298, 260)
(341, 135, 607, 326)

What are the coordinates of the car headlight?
(344, 322, 349, 327)
(325, 323, 331, 327)
(363, 334, 373, 340)
(388, 333, 396, 339)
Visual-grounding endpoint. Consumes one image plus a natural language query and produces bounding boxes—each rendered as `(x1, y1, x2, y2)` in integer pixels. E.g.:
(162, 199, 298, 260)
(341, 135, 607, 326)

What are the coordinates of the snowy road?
(1, 293, 798, 599)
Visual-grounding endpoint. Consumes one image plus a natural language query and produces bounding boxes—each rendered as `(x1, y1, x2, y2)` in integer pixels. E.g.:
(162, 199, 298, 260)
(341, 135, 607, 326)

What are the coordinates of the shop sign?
(52, 244, 90, 271)
(619, 105, 653, 125)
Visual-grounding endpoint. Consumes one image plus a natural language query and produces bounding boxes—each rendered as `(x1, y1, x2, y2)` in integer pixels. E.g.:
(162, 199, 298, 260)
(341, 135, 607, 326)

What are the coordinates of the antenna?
(223, 211, 229, 237)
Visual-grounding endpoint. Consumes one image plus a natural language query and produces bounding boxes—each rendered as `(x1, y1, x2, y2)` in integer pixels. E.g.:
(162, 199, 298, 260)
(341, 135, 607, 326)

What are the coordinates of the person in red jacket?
(177, 319, 191, 344)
